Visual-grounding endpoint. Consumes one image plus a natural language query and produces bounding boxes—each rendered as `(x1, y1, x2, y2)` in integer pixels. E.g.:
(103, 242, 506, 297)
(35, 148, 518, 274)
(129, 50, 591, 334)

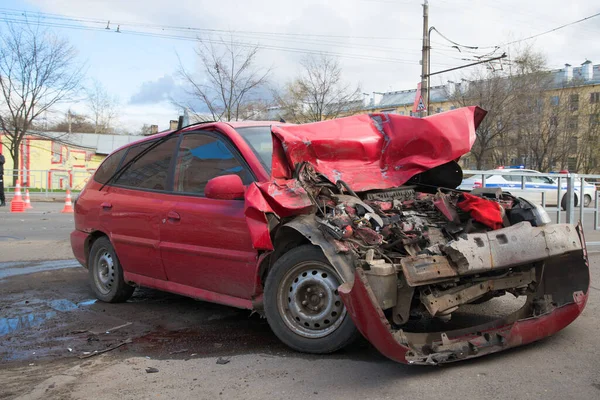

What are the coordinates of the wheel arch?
(84, 230, 110, 266)
(258, 215, 356, 287)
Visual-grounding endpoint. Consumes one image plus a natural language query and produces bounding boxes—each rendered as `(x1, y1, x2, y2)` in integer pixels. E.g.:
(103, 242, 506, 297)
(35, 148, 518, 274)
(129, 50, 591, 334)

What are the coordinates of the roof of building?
(29, 131, 145, 155)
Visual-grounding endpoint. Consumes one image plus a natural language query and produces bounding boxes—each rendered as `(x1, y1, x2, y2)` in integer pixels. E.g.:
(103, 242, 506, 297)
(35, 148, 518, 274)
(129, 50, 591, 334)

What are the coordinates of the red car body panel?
(245, 107, 486, 251)
(72, 109, 589, 365)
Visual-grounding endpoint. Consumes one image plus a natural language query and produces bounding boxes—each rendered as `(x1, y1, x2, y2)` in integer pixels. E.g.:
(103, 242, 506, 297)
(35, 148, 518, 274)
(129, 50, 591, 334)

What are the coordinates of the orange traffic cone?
(10, 180, 25, 213)
(24, 189, 33, 210)
(61, 189, 74, 213)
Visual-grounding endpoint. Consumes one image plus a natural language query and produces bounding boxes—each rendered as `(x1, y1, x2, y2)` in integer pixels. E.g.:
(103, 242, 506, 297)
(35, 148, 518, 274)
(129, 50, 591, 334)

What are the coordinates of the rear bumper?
(339, 223, 590, 365)
(70, 230, 89, 268)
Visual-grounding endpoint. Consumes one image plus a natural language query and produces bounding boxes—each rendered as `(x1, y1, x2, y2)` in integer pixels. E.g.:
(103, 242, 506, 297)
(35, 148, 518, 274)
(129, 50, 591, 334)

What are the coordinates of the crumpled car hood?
(245, 106, 487, 250)
(270, 106, 486, 191)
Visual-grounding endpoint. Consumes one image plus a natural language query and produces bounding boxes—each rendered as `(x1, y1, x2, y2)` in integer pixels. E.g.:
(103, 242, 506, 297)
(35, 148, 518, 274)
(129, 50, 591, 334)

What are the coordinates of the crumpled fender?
(244, 107, 487, 250)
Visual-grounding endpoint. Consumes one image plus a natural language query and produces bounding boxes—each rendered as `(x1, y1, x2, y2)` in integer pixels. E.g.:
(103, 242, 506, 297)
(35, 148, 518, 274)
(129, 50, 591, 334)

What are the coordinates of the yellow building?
(0, 131, 142, 190)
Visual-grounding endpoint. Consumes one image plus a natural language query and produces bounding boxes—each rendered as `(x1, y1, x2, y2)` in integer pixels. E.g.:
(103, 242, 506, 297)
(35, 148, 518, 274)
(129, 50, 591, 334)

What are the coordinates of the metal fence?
(1, 169, 92, 196)
(463, 170, 600, 247)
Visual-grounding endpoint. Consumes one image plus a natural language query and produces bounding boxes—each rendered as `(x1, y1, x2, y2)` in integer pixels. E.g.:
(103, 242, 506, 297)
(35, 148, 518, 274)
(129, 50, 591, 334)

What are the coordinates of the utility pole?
(420, 0, 429, 118)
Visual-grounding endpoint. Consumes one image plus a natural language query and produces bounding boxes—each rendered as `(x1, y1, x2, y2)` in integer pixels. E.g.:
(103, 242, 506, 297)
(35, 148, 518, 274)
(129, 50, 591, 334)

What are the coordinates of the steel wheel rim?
(95, 249, 115, 295)
(584, 195, 592, 207)
(277, 260, 346, 339)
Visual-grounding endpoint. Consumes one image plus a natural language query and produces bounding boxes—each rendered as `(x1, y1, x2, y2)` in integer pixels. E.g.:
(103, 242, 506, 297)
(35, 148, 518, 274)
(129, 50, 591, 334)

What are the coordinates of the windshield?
(235, 126, 274, 172)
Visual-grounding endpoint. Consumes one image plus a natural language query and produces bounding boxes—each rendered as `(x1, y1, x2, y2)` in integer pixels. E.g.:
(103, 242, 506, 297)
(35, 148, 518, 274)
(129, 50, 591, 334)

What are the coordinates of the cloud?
(129, 75, 179, 105)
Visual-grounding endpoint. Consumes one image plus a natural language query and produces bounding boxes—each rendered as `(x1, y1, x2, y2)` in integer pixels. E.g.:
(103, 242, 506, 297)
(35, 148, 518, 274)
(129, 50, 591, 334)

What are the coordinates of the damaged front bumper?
(338, 223, 590, 365)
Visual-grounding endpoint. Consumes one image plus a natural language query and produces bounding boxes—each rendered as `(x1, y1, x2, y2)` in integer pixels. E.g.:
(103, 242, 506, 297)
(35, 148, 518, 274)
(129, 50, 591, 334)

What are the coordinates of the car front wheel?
(89, 236, 135, 303)
(264, 245, 359, 354)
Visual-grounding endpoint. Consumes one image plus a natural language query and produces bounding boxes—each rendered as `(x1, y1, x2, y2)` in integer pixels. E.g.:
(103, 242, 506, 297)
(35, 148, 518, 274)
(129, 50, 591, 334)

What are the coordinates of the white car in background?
(459, 169, 596, 208)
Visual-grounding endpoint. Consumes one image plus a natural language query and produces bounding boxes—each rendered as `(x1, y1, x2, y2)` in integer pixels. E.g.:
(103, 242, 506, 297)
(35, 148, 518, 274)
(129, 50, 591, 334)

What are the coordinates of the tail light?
(473, 181, 482, 188)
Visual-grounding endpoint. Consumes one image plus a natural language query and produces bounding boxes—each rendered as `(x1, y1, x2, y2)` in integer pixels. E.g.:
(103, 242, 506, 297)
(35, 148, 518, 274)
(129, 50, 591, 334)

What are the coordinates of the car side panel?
(159, 194, 258, 300)
(107, 186, 169, 280)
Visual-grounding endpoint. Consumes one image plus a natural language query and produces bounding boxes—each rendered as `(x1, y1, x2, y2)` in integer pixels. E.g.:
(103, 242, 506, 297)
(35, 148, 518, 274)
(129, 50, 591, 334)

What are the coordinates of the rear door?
(108, 136, 179, 280)
(159, 131, 258, 300)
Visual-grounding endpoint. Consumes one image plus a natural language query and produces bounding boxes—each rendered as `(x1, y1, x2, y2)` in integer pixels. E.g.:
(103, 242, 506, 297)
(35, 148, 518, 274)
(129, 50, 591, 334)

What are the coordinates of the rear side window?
(173, 132, 253, 195)
(114, 137, 178, 191)
(94, 148, 127, 184)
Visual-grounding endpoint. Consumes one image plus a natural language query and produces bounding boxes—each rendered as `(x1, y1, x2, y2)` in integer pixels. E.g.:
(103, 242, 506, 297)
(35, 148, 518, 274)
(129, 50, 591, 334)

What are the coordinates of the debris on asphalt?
(145, 367, 159, 373)
(90, 321, 132, 335)
(78, 338, 132, 359)
(216, 357, 230, 365)
(168, 348, 189, 354)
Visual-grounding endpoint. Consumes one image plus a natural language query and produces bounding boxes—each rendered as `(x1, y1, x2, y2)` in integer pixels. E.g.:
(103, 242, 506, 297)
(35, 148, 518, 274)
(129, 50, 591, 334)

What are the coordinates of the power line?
(501, 11, 600, 45)
(0, 8, 422, 41)
(0, 16, 434, 65)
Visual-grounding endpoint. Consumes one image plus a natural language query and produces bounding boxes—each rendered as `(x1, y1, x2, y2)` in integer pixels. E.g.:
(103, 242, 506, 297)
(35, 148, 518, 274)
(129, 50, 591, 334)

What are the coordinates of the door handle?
(101, 202, 112, 209)
(166, 210, 181, 221)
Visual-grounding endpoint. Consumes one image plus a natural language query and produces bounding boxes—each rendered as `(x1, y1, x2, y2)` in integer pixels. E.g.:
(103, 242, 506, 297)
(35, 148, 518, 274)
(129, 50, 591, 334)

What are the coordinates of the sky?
(2, 0, 599, 132)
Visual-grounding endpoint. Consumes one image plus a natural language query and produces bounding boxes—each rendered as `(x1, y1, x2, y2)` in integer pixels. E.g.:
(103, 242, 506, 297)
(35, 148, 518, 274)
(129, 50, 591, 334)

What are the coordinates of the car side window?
(94, 148, 127, 184)
(502, 175, 519, 182)
(114, 137, 178, 191)
(173, 132, 253, 196)
(529, 176, 547, 184)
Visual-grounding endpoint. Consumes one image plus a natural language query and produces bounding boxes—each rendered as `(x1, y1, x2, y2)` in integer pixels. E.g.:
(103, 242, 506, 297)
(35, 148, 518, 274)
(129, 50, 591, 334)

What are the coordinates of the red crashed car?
(71, 107, 590, 364)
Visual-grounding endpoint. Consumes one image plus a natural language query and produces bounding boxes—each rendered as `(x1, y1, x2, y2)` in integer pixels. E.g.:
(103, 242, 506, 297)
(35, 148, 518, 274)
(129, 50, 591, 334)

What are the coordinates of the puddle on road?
(0, 311, 58, 336)
(0, 298, 97, 336)
(0, 259, 82, 280)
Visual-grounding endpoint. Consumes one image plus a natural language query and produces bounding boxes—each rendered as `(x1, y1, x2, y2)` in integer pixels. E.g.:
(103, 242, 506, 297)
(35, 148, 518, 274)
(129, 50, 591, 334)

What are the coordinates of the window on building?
(569, 136, 578, 152)
(51, 142, 62, 163)
(549, 116, 559, 127)
(173, 132, 253, 196)
(381, 109, 396, 114)
(567, 116, 579, 131)
(591, 92, 600, 104)
(399, 111, 405, 116)
(550, 96, 559, 106)
(590, 114, 600, 127)
(436, 107, 443, 113)
(114, 136, 178, 191)
(450, 106, 457, 110)
(409, 111, 416, 117)
(569, 94, 579, 111)
(93, 148, 127, 184)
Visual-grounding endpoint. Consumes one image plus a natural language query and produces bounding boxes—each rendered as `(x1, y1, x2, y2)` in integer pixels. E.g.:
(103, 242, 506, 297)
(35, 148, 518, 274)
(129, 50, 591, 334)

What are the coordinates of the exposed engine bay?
(275, 162, 589, 363)
(294, 162, 556, 321)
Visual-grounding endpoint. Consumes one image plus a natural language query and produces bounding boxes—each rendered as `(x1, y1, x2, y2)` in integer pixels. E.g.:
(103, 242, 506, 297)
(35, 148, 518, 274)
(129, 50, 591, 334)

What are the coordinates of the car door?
(527, 175, 558, 205)
(159, 131, 258, 300)
(107, 136, 179, 281)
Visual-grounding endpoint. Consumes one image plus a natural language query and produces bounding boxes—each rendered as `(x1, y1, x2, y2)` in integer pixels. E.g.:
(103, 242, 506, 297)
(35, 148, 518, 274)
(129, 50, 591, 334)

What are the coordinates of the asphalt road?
(0, 202, 599, 399)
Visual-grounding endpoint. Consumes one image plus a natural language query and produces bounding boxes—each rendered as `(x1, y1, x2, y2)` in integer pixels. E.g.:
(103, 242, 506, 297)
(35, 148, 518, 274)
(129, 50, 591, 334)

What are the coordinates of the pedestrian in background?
(0, 153, 5, 206)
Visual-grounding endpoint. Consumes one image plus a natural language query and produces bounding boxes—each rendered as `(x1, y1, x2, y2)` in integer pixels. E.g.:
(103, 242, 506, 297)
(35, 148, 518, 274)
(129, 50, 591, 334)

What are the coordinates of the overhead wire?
(0, 16, 438, 65)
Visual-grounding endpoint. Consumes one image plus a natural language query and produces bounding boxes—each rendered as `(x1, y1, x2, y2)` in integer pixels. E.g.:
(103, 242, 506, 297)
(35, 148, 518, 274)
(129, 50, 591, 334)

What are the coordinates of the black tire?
(264, 245, 359, 354)
(88, 236, 134, 303)
(584, 194, 592, 208)
(561, 194, 578, 210)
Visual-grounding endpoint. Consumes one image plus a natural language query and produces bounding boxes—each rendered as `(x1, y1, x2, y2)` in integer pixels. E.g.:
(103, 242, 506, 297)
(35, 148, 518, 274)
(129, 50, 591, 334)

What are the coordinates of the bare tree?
(445, 71, 512, 169)
(87, 79, 119, 134)
(176, 36, 270, 122)
(275, 54, 361, 123)
(0, 22, 83, 184)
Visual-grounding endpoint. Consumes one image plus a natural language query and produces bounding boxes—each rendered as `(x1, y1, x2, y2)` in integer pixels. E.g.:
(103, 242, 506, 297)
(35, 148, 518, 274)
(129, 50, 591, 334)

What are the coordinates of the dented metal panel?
(443, 222, 583, 275)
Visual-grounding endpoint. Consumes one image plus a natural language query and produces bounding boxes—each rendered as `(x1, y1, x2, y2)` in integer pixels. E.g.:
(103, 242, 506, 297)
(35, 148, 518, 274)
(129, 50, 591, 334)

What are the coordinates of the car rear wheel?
(584, 194, 592, 208)
(89, 237, 134, 303)
(264, 245, 359, 354)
